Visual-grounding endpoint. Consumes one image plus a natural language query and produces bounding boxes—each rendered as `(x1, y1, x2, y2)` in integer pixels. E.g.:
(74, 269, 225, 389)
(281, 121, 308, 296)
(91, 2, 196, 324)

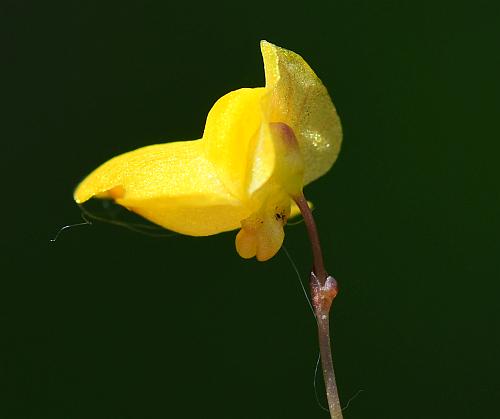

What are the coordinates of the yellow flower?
(74, 41, 342, 261)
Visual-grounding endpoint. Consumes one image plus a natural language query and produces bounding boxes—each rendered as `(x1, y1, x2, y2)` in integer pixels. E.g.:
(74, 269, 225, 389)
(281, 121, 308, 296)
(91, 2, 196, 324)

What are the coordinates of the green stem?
(294, 194, 343, 419)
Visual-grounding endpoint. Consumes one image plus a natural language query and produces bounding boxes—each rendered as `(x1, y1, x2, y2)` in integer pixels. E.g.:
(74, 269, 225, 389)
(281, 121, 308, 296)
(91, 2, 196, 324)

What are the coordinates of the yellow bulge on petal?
(255, 211, 286, 261)
(74, 140, 250, 236)
(260, 40, 342, 186)
(235, 225, 258, 259)
(235, 193, 291, 262)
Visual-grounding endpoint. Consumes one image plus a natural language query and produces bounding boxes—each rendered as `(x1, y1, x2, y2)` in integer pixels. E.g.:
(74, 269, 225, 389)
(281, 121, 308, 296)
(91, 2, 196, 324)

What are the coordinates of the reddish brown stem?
(294, 194, 343, 419)
(294, 194, 327, 283)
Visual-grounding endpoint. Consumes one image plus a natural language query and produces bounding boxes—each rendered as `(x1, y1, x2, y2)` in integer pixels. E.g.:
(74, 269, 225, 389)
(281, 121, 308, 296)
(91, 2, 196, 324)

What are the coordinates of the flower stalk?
(294, 195, 343, 419)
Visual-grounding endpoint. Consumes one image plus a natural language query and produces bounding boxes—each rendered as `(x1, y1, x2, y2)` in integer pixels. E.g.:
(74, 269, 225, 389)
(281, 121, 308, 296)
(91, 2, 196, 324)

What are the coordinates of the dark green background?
(3, 1, 499, 418)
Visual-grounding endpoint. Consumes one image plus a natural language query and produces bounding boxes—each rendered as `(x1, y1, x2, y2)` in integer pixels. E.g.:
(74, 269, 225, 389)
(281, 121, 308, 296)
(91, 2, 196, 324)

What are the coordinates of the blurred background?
(3, 0, 499, 418)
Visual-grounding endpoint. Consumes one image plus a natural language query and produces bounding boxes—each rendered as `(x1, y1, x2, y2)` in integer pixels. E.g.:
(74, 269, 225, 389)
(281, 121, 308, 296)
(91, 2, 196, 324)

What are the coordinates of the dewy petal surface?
(74, 140, 249, 236)
(260, 40, 342, 186)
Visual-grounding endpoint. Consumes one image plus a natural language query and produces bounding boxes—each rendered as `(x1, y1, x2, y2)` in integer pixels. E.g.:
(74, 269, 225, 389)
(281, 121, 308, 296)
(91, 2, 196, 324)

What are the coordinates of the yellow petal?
(203, 88, 271, 200)
(74, 140, 249, 236)
(245, 121, 276, 197)
(260, 40, 342, 185)
(255, 212, 286, 261)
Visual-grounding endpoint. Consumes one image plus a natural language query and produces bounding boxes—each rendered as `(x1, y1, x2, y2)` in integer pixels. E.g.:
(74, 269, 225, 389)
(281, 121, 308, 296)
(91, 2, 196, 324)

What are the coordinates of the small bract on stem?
(295, 194, 343, 419)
